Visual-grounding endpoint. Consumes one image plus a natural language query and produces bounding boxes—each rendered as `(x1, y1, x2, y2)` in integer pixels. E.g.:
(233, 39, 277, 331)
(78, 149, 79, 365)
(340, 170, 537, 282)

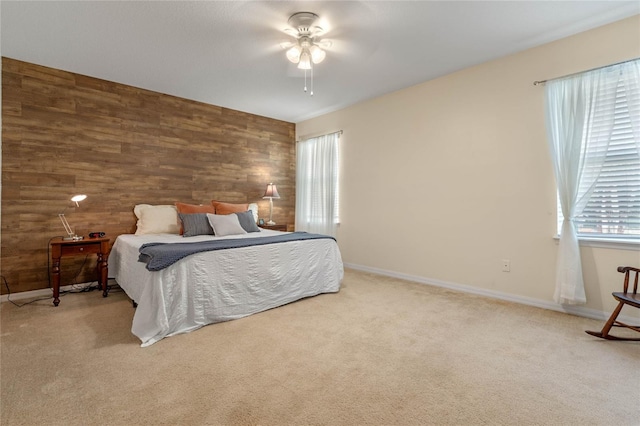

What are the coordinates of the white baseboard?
(1, 282, 97, 304)
(5, 267, 638, 326)
(344, 263, 640, 324)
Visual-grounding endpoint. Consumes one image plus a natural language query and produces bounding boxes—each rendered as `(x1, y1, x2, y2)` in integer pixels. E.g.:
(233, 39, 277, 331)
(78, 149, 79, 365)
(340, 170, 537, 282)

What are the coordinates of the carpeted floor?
(1, 268, 638, 425)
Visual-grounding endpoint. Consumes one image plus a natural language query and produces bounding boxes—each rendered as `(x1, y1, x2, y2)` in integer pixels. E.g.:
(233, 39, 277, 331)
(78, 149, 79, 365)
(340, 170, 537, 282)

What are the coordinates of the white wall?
(297, 16, 640, 315)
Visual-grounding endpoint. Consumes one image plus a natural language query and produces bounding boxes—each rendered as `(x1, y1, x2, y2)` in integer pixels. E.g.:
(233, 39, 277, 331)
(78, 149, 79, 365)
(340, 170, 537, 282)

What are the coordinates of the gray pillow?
(179, 213, 214, 237)
(235, 210, 261, 233)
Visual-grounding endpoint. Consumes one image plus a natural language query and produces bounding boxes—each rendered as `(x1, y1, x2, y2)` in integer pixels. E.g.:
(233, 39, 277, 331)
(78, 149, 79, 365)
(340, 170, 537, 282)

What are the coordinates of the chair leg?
(586, 301, 625, 339)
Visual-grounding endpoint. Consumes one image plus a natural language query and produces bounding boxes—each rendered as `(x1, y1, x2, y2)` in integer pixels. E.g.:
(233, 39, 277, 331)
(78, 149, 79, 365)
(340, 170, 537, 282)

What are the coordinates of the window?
(295, 131, 340, 237)
(555, 63, 640, 241)
(545, 59, 639, 304)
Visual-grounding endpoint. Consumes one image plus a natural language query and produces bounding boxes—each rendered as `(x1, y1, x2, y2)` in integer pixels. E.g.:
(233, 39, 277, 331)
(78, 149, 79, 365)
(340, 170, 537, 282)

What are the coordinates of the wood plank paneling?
(2, 57, 296, 294)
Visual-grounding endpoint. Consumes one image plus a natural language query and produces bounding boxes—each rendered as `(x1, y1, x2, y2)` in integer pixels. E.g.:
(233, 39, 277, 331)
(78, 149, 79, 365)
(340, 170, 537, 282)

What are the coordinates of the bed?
(108, 204, 344, 347)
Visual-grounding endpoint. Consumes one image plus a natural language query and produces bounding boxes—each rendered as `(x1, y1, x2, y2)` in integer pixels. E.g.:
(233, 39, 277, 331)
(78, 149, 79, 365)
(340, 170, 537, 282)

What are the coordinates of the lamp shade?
(263, 183, 280, 199)
(297, 50, 312, 70)
(309, 45, 326, 64)
(286, 45, 302, 63)
(71, 194, 87, 206)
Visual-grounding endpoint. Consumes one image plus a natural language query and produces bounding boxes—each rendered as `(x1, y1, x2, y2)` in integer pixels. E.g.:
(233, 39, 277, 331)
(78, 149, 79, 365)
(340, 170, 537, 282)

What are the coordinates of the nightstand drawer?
(60, 243, 101, 256)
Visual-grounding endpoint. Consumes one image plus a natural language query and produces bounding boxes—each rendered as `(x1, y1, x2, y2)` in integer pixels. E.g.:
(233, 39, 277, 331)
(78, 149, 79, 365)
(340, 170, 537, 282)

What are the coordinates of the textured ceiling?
(2, 1, 638, 123)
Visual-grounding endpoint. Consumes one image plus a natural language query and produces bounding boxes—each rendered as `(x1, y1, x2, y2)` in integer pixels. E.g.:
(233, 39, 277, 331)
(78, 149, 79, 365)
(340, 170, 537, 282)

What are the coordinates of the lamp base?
(266, 220, 276, 226)
(63, 235, 84, 241)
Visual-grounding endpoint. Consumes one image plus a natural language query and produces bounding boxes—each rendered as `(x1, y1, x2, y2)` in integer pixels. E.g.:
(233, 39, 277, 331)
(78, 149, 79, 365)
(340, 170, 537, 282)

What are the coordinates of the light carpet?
(1, 269, 638, 425)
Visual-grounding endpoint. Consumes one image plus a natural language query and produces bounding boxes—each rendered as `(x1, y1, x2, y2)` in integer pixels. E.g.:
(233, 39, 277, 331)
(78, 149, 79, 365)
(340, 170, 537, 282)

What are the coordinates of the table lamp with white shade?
(262, 183, 280, 226)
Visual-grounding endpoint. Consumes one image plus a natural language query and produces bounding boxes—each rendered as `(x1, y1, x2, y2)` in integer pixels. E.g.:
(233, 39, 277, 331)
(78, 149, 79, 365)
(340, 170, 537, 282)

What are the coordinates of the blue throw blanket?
(138, 232, 335, 271)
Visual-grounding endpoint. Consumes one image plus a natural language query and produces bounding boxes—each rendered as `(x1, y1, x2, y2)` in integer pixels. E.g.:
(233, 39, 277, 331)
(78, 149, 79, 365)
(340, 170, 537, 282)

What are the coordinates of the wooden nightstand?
(259, 224, 288, 232)
(50, 236, 110, 306)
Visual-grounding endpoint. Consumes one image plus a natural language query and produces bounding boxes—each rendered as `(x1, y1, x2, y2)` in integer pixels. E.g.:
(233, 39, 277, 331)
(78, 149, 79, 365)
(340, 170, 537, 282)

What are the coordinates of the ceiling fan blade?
(279, 41, 295, 50)
(316, 39, 333, 49)
(283, 27, 298, 37)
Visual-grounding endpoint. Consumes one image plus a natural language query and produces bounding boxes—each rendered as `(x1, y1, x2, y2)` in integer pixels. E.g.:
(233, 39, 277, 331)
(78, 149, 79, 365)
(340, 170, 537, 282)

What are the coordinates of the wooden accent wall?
(1, 57, 296, 294)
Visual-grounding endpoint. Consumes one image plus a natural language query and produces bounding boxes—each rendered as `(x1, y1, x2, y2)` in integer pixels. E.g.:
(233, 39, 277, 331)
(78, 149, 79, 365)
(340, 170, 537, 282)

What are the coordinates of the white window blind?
(558, 69, 640, 239)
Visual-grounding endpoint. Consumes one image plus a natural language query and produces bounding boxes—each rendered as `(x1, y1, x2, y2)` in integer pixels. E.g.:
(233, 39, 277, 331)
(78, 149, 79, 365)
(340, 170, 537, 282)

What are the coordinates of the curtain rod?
(533, 57, 639, 86)
(296, 129, 343, 142)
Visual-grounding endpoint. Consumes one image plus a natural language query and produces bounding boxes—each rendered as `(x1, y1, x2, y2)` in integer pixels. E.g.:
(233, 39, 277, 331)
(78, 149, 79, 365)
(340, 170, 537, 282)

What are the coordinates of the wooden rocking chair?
(586, 266, 640, 341)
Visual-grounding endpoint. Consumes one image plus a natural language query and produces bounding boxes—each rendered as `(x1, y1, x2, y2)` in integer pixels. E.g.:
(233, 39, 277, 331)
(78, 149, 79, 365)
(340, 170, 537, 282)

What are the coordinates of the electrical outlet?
(501, 259, 511, 272)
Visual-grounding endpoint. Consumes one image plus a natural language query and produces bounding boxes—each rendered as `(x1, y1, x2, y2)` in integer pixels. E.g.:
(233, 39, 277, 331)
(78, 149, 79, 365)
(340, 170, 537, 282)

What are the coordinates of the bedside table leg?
(98, 252, 109, 297)
(52, 258, 61, 307)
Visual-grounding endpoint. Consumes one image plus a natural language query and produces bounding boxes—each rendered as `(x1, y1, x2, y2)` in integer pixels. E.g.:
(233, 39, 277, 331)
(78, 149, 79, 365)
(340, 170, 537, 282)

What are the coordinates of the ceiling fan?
(280, 12, 332, 95)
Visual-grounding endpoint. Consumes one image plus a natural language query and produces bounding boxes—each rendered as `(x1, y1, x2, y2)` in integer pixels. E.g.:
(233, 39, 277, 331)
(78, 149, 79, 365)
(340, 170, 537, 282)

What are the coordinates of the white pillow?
(134, 204, 180, 235)
(206, 213, 247, 237)
(248, 203, 258, 223)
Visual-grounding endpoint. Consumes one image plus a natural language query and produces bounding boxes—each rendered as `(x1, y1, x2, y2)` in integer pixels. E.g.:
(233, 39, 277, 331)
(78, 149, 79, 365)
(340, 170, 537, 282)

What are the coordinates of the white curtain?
(544, 66, 621, 304)
(295, 132, 340, 237)
(621, 60, 640, 154)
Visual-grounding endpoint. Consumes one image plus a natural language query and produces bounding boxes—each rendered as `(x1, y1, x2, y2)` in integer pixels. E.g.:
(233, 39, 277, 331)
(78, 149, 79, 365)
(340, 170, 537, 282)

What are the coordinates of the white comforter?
(108, 230, 343, 347)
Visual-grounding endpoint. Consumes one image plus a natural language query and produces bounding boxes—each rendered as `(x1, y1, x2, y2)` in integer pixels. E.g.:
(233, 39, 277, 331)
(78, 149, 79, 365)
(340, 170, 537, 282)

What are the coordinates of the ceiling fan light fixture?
(309, 45, 326, 64)
(286, 44, 302, 63)
(282, 11, 329, 95)
(297, 50, 312, 70)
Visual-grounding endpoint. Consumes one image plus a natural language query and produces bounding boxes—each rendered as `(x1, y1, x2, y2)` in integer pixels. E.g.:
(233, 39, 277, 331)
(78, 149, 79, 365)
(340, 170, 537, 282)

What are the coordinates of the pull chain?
(302, 65, 314, 96)
(304, 69, 307, 93)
